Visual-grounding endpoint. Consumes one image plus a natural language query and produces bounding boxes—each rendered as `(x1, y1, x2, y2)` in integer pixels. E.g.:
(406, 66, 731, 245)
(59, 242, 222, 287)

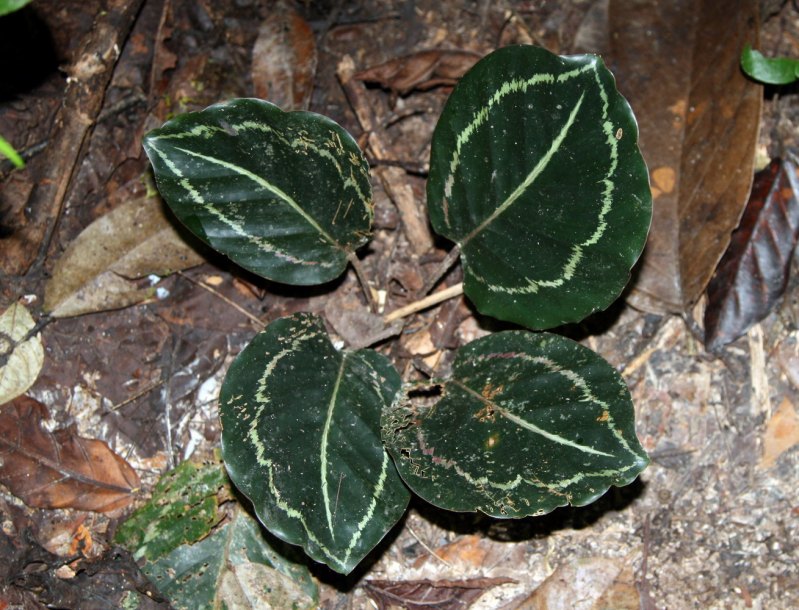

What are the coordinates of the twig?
(338, 55, 434, 255)
(384, 283, 463, 323)
(104, 379, 165, 413)
(419, 245, 461, 297)
(0, 0, 146, 276)
(406, 525, 454, 569)
(177, 271, 265, 329)
(348, 252, 377, 312)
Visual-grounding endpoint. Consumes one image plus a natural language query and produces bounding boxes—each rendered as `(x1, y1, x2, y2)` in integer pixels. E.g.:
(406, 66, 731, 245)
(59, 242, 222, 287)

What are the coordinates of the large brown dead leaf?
(576, 0, 762, 314)
(0, 396, 140, 514)
(251, 3, 317, 110)
(44, 195, 204, 318)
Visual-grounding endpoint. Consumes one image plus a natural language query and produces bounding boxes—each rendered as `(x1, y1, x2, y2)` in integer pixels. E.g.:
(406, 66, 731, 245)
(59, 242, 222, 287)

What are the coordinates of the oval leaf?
(427, 45, 651, 329)
(382, 331, 649, 517)
(0, 302, 43, 405)
(741, 45, 799, 85)
(220, 313, 410, 574)
(144, 98, 373, 285)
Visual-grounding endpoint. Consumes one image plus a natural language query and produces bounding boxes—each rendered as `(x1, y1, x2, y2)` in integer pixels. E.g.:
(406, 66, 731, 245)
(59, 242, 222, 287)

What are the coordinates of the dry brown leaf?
(412, 534, 489, 570)
(575, 0, 762, 314)
(0, 396, 140, 514)
(354, 49, 481, 96)
(44, 195, 204, 318)
(514, 556, 641, 610)
(364, 577, 515, 610)
(0, 302, 44, 405)
(251, 4, 317, 110)
(759, 397, 799, 469)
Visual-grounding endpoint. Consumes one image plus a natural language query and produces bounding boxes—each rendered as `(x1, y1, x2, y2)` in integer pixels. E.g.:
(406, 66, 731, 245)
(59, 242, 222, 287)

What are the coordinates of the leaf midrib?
(460, 92, 586, 247)
(167, 144, 342, 250)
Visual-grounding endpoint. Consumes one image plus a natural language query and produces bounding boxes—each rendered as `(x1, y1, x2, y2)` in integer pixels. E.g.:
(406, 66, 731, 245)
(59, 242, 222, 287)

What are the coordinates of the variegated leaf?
(382, 330, 649, 517)
(220, 313, 409, 574)
(427, 45, 651, 329)
(144, 99, 372, 285)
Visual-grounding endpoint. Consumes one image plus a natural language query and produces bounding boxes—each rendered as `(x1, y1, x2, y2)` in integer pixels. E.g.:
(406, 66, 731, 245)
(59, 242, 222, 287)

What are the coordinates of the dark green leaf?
(144, 98, 372, 285)
(427, 45, 651, 329)
(741, 45, 799, 85)
(220, 313, 410, 574)
(382, 331, 649, 517)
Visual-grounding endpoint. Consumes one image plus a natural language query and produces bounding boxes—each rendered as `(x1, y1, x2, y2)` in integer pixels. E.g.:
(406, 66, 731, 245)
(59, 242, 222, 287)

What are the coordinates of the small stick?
(406, 525, 454, 569)
(384, 283, 463, 323)
(419, 245, 461, 297)
(348, 253, 377, 312)
(177, 271, 264, 328)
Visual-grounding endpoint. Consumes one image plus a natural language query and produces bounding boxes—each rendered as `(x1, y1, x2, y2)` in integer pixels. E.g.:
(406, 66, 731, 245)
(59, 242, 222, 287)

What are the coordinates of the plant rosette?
(143, 44, 653, 575)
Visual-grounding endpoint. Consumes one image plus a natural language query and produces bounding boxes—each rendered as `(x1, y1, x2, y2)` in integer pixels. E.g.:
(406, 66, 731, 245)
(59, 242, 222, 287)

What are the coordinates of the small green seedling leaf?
(0, 134, 25, 168)
(144, 98, 373, 285)
(220, 313, 410, 574)
(0, 0, 32, 17)
(427, 45, 651, 329)
(741, 44, 799, 85)
(383, 330, 649, 517)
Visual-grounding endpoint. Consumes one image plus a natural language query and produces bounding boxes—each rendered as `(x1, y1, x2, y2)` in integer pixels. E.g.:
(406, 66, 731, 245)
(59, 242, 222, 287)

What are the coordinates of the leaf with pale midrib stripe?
(382, 330, 649, 518)
(144, 98, 372, 286)
(220, 313, 410, 575)
(427, 45, 651, 329)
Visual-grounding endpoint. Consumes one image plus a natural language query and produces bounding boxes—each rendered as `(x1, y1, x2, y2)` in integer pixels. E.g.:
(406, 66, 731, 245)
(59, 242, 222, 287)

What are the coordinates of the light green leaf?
(144, 98, 373, 286)
(741, 44, 799, 85)
(427, 45, 651, 329)
(116, 458, 318, 609)
(382, 330, 649, 518)
(220, 313, 410, 574)
(114, 458, 228, 561)
(0, 302, 43, 405)
(0, 0, 32, 18)
(0, 134, 25, 168)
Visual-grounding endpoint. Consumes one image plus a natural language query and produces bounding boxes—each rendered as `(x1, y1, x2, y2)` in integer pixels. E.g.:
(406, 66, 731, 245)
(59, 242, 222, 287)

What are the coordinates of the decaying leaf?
(354, 49, 481, 96)
(0, 396, 140, 514)
(44, 195, 205, 318)
(364, 577, 515, 610)
(0, 302, 44, 405)
(252, 3, 317, 109)
(117, 459, 318, 610)
(704, 159, 799, 350)
(515, 556, 640, 610)
(114, 458, 229, 561)
(759, 397, 799, 469)
(575, 0, 762, 314)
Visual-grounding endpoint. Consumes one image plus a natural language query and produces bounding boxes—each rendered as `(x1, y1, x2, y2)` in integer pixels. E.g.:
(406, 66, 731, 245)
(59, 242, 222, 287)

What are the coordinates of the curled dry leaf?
(575, 0, 762, 314)
(354, 49, 482, 96)
(704, 159, 799, 350)
(252, 4, 317, 110)
(0, 302, 44, 405)
(44, 195, 205, 318)
(0, 396, 140, 514)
